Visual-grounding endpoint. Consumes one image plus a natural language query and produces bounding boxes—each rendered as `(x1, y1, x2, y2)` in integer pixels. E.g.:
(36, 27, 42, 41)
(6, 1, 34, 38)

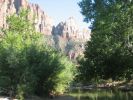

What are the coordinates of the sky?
(29, 0, 89, 29)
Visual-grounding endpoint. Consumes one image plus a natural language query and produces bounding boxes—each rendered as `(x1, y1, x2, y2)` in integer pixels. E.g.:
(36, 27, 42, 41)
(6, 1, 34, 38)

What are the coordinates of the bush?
(0, 10, 77, 98)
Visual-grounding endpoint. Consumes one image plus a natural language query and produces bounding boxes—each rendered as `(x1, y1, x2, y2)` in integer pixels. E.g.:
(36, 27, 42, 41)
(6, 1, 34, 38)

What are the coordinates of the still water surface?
(67, 89, 133, 100)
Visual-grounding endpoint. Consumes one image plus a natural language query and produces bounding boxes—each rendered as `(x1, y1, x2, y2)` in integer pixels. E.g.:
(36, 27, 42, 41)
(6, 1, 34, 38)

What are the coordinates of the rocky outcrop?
(0, 0, 16, 28)
(52, 17, 91, 59)
(0, 0, 91, 60)
(28, 3, 53, 35)
(52, 17, 91, 41)
(0, 0, 53, 35)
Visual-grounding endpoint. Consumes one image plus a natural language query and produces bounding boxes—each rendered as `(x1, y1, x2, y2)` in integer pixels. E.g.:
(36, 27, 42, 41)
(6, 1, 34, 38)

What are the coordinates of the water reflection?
(68, 89, 133, 100)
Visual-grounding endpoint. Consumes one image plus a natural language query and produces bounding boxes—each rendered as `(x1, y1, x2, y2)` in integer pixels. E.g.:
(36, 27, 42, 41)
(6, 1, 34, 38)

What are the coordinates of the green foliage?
(0, 9, 77, 98)
(79, 0, 133, 81)
(16, 85, 26, 100)
(65, 39, 76, 52)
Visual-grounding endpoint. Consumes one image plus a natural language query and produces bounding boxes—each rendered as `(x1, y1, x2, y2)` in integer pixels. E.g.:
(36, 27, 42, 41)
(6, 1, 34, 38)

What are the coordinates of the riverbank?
(97, 80, 133, 91)
(71, 80, 133, 91)
(0, 80, 133, 100)
(0, 95, 75, 100)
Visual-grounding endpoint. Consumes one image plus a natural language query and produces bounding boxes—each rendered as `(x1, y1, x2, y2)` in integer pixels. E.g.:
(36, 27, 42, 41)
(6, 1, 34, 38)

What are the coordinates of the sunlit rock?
(0, 0, 53, 35)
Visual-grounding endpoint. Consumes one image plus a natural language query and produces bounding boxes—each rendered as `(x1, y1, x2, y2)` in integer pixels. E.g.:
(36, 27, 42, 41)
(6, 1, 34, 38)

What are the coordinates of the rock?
(53, 17, 91, 41)
(82, 28, 91, 41)
(0, 0, 16, 28)
(14, 0, 28, 12)
(0, 0, 91, 60)
(52, 17, 91, 59)
(27, 3, 53, 35)
(0, 0, 53, 35)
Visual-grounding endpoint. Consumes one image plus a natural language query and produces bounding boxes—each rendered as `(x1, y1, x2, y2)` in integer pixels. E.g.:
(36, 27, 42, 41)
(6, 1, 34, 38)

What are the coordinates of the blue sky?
(29, 0, 89, 29)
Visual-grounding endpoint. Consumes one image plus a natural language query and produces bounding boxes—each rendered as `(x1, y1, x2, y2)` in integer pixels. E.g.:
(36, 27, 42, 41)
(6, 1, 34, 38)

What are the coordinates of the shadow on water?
(32, 89, 133, 100)
(1, 88, 131, 100)
(43, 95, 76, 100)
(1, 89, 133, 100)
(67, 88, 133, 100)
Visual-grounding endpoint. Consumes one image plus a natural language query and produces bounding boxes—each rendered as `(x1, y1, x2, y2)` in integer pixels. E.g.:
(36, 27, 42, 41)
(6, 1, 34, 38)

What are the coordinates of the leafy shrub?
(0, 10, 77, 98)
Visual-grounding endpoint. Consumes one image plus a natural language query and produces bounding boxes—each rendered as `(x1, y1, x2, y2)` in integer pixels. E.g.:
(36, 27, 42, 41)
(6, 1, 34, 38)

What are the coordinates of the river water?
(1, 88, 133, 100)
(67, 88, 133, 100)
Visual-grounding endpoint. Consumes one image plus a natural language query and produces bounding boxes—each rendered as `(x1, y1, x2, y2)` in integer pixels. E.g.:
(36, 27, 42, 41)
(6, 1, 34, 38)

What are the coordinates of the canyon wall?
(0, 0, 53, 35)
(0, 0, 91, 60)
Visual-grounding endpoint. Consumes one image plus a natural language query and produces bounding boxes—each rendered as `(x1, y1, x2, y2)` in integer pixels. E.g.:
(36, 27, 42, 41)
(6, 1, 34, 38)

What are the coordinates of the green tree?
(0, 9, 77, 99)
(79, 0, 133, 81)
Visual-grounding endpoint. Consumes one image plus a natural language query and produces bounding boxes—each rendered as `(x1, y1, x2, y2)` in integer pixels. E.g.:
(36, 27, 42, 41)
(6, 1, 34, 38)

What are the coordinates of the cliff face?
(53, 17, 90, 41)
(28, 3, 53, 35)
(0, 0, 53, 35)
(52, 17, 91, 59)
(0, 0, 91, 60)
(0, 0, 16, 28)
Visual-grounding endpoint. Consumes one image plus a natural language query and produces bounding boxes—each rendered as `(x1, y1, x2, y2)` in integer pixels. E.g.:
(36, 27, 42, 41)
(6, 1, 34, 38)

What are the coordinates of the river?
(1, 88, 133, 100)
(45, 88, 133, 100)
(67, 88, 133, 100)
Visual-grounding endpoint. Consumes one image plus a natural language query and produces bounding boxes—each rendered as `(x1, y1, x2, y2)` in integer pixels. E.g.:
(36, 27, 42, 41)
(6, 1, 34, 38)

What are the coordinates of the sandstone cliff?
(0, 0, 91, 60)
(52, 17, 90, 41)
(52, 17, 91, 59)
(0, 0, 53, 35)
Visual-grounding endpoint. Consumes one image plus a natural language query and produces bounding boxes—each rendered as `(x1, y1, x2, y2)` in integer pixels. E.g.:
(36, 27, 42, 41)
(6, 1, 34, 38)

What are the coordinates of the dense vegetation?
(1, 0, 133, 99)
(78, 0, 133, 82)
(0, 10, 77, 99)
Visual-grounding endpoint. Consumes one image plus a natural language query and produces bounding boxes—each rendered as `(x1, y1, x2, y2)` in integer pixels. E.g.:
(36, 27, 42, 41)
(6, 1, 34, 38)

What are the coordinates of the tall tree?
(79, 0, 133, 81)
(0, 10, 77, 99)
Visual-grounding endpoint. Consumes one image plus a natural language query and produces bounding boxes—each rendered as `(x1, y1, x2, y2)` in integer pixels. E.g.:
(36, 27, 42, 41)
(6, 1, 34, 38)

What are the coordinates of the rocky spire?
(52, 17, 90, 41)
(52, 17, 91, 59)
